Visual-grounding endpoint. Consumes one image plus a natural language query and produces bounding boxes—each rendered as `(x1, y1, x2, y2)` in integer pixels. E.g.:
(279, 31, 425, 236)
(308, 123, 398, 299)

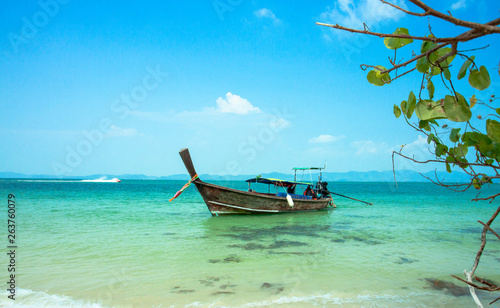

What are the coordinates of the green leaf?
(446, 155, 457, 164)
(452, 144, 468, 157)
(429, 119, 439, 126)
(435, 47, 455, 66)
(430, 65, 441, 76)
(460, 144, 468, 157)
(477, 134, 494, 153)
(486, 119, 500, 143)
(400, 100, 407, 114)
(469, 65, 491, 90)
(416, 57, 429, 73)
(419, 120, 430, 131)
(443, 95, 472, 122)
(421, 40, 437, 53)
(496, 108, 500, 116)
(443, 67, 451, 80)
(427, 133, 435, 144)
(427, 80, 435, 99)
(428, 51, 442, 76)
(462, 132, 481, 147)
(446, 162, 451, 173)
(394, 105, 402, 118)
(415, 99, 446, 121)
(470, 95, 477, 108)
(489, 143, 500, 160)
(472, 178, 481, 190)
(384, 28, 413, 50)
(481, 175, 493, 184)
(457, 56, 475, 80)
(374, 65, 385, 78)
(435, 144, 447, 157)
(427, 47, 455, 76)
(367, 70, 384, 86)
(407, 92, 416, 118)
(367, 66, 391, 86)
(458, 158, 468, 169)
(449, 128, 461, 143)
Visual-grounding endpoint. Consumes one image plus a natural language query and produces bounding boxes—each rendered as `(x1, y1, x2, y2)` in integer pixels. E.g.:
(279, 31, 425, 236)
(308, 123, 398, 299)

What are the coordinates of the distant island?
(0, 170, 472, 183)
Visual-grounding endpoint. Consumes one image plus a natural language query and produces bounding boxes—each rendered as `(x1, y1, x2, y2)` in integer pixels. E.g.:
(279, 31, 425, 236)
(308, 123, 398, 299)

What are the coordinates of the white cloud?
(399, 135, 433, 159)
(351, 136, 431, 157)
(351, 140, 378, 155)
(392, 135, 438, 171)
(216, 92, 261, 115)
(451, 0, 466, 10)
(254, 8, 281, 24)
(309, 134, 344, 143)
(350, 139, 392, 155)
(270, 117, 291, 130)
(106, 125, 142, 138)
(319, 0, 406, 38)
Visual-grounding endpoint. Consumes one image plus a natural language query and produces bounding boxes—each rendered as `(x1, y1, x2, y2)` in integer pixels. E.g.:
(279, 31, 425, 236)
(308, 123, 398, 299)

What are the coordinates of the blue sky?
(1, 0, 499, 177)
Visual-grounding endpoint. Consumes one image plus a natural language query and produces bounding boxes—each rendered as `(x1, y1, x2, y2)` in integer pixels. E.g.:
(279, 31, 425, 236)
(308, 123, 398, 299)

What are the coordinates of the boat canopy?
(245, 177, 311, 187)
(292, 167, 324, 170)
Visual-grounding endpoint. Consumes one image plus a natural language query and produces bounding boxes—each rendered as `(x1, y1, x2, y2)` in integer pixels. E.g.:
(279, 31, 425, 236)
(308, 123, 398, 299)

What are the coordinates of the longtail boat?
(175, 148, 336, 216)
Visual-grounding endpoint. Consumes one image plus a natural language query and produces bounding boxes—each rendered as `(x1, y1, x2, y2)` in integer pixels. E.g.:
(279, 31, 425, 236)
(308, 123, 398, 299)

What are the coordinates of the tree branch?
(315, 22, 440, 41)
(467, 205, 500, 281)
(380, 0, 429, 17)
(316, 3, 500, 76)
(408, 0, 500, 33)
(474, 192, 500, 203)
(478, 221, 500, 240)
(451, 275, 498, 291)
(316, 17, 500, 43)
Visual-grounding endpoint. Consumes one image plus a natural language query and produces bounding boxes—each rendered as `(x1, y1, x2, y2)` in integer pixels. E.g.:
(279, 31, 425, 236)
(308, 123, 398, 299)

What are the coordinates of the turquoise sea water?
(0, 179, 499, 307)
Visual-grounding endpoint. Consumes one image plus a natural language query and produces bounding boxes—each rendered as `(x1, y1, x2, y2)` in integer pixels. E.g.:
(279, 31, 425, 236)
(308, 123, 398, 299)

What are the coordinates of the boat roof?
(292, 167, 324, 170)
(245, 177, 311, 187)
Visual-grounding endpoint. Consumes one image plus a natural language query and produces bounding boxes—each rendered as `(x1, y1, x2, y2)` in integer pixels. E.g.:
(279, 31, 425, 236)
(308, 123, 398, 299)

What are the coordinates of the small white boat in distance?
(82, 178, 121, 183)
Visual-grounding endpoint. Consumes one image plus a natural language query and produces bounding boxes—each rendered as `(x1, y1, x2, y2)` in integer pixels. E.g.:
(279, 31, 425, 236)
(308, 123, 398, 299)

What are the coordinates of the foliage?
(367, 28, 497, 199)
(317, 0, 500, 306)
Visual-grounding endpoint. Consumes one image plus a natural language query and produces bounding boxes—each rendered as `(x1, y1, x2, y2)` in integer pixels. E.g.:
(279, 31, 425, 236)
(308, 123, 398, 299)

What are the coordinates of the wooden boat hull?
(194, 180, 332, 215)
(179, 148, 334, 215)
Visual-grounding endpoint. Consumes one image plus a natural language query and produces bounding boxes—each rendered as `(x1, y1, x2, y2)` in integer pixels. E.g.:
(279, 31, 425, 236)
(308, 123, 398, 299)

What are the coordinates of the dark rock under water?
(395, 257, 419, 264)
(342, 234, 383, 245)
(223, 255, 241, 263)
(228, 243, 267, 250)
(268, 251, 319, 255)
(425, 278, 469, 296)
(268, 240, 308, 249)
(228, 240, 308, 250)
(224, 224, 342, 241)
(171, 289, 196, 294)
(331, 238, 346, 243)
(212, 291, 235, 295)
(260, 282, 284, 294)
(208, 254, 241, 263)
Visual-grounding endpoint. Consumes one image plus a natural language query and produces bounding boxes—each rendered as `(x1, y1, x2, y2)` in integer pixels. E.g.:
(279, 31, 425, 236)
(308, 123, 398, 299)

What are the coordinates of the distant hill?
(323, 170, 471, 183)
(0, 170, 471, 183)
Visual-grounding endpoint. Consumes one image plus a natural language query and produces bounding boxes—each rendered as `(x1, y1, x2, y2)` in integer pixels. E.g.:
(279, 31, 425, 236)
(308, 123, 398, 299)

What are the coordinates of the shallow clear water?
(0, 179, 499, 307)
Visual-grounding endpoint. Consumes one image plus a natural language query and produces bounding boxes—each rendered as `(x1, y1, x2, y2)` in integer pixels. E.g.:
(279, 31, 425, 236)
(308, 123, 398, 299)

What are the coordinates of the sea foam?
(0, 289, 105, 308)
